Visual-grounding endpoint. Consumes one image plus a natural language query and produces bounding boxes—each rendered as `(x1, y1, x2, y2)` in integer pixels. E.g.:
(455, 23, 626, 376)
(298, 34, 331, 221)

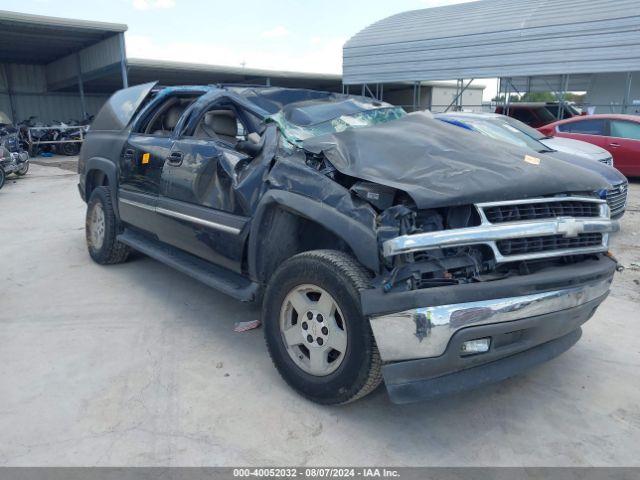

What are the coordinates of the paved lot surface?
(1, 159, 639, 466)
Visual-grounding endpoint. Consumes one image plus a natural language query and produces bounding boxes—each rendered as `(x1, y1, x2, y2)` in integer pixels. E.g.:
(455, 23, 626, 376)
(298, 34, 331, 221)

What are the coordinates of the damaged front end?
(279, 108, 620, 403)
(376, 196, 617, 293)
(365, 194, 619, 403)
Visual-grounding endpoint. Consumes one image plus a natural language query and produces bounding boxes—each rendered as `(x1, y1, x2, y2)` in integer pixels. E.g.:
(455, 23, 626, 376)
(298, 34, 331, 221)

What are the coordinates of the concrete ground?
(1, 158, 639, 467)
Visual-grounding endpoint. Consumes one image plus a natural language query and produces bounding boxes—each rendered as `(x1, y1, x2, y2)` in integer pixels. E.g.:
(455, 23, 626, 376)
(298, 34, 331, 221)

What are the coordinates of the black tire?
(263, 250, 383, 405)
(0, 168, 5, 190)
(61, 142, 80, 156)
(85, 186, 130, 265)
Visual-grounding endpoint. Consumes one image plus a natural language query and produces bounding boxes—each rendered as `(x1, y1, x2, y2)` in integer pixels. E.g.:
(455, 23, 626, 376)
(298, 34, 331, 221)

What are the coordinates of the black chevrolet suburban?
(78, 82, 619, 404)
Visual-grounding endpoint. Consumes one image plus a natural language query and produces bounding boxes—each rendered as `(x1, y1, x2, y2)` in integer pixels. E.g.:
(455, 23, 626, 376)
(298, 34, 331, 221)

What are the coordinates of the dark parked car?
(544, 101, 582, 120)
(495, 102, 558, 127)
(539, 114, 640, 177)
(79, 83, 619, 404)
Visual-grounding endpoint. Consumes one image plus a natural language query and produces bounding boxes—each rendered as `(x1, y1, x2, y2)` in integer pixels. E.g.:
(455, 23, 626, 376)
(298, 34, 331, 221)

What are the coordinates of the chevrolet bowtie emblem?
(557, 218, 584, 238)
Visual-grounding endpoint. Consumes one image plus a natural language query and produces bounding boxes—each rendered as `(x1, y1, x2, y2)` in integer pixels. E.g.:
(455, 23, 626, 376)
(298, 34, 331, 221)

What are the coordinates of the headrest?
(164, 105, 184, 130)
(203, 110, 237, 138)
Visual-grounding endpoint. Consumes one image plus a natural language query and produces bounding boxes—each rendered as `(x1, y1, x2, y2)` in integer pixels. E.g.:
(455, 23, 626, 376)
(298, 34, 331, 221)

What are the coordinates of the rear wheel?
(263, 250, 382, 405)
(0, 168, 5, 190)
(86, 186, 130, 265)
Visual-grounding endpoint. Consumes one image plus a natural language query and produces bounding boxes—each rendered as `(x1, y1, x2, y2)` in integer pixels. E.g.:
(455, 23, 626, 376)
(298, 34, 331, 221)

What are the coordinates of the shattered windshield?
(268, 106, 406, 143)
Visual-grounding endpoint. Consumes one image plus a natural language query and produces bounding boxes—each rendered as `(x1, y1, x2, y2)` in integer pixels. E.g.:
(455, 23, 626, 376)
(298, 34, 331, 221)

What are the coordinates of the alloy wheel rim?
(279, 284, 348, 376)
(88, 203, 106, 250)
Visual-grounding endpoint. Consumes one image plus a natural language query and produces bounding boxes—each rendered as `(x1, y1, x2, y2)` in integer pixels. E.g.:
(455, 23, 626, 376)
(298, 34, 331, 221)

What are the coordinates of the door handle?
(167, 151, 183, 166)
(610, 143, 621, 148)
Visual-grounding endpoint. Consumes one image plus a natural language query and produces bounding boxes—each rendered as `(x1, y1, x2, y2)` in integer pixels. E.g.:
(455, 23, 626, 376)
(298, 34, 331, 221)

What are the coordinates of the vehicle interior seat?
(153, 105, 184, 135)
(195, 110, 238, 144)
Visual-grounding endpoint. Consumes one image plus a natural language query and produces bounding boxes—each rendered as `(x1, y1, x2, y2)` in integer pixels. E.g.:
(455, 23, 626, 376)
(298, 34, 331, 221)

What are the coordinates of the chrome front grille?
(482, 200, 600, 223)
(497, 233, 603, 256)
(606, 183, 628, 218)
(383, 197, 619, 263)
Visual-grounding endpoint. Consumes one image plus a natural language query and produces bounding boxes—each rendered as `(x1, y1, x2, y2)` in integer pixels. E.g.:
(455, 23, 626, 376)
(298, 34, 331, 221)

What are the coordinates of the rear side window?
(533, 107, 556, 123)
(511, 108, 535, 124)
(558, 119, 606, 135)
(610, 120, 640, 140)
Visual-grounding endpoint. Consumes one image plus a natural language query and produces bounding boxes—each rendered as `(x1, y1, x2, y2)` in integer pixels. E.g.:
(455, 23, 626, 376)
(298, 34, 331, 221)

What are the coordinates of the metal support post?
(76, 53, 87, 119)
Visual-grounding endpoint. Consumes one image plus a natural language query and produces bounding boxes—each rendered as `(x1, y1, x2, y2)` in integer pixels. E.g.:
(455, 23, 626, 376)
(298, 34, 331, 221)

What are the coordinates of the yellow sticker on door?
(524, 155, 541, 165)
(142, 152, 150, 165)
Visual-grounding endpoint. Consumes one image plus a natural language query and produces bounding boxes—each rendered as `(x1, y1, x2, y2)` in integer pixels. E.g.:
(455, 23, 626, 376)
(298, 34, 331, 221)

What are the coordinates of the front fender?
(248, 190, 380, 281)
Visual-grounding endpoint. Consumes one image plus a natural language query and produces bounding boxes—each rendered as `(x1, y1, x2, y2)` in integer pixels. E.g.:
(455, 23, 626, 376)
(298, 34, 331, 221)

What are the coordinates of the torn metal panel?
(265, 151, 377, 230)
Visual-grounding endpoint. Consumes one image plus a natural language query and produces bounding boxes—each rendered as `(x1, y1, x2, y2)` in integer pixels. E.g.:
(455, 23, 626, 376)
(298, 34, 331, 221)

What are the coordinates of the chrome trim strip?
(119, 197, 155, 212)
(119, 198, 241, 235)
(156, 207, 241, 235)
(382, 197, 618, 263)
(383, 218, 617, 257)
(475, 195, 605, 208)
(369, 277, 612, 362)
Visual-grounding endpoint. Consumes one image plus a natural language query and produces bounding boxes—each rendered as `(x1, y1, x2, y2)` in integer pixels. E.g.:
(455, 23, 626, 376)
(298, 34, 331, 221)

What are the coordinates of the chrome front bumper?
(369, 276, 612, 362)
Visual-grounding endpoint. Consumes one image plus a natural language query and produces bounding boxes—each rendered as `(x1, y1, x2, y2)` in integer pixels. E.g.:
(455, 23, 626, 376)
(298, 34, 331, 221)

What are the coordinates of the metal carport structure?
(0, 9, 344, 124)
(343, 0, 640, 114)
(72, 58, 342, 94)
(0, 10, 128, 123)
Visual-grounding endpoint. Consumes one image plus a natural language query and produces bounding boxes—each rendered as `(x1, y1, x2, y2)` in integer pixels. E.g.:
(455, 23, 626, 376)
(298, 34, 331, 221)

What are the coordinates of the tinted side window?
(136, 96, 199, 135)
(534, 107, 557, 123)
(610, 120, 640, 140)
(558, 119, 606, 135)
(511, 108, 535, 124)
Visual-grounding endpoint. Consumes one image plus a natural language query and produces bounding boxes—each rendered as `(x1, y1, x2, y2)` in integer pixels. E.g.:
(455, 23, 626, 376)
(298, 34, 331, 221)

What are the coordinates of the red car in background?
(539, 114, 640, 177)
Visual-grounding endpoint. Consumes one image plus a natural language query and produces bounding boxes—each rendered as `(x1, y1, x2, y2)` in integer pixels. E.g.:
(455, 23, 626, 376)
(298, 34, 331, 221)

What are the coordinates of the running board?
(117, 230, 258, 302)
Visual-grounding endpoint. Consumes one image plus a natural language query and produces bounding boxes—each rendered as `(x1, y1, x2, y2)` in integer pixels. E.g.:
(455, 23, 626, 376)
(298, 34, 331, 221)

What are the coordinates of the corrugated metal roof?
(128, 58, 341, 82)
(0, 10, 126, 64)
(58, 58, 343, 94)
(343, 0, 640, 84)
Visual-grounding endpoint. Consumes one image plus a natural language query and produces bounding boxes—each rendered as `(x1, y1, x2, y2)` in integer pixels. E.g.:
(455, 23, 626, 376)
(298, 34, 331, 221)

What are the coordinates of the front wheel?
(86, 186, 130, 265)
(263, 250, 382, 405)
(0, 168, 5, 190)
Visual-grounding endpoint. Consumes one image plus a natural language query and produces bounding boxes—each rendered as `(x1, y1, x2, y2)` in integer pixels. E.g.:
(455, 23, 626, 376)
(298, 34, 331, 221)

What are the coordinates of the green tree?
(519, 92, 556, 102)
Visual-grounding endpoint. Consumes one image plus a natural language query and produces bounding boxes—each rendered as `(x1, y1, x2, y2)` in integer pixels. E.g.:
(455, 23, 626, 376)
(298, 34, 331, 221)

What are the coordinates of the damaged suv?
(79, 83, 620, 404)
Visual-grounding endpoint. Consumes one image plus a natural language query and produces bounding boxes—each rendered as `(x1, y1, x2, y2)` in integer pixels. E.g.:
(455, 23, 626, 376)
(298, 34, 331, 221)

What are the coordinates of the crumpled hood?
(302, 112, 611, 209)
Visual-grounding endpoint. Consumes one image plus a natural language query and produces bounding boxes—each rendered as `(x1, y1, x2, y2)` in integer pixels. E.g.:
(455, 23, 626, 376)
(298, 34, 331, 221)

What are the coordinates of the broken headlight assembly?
(376, 202, 498, 292)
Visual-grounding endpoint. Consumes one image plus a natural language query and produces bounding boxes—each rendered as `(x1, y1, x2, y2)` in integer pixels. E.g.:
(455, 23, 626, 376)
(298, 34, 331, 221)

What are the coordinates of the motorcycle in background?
(1, 123, 30, 185)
